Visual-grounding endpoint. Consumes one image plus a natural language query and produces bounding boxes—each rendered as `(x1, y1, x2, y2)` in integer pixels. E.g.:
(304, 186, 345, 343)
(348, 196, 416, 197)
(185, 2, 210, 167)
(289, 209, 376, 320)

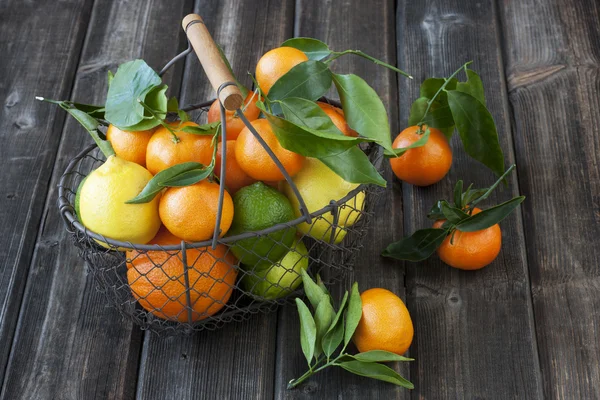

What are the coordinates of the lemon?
(227, 182, 296, 267)
(282, 158, 364, 244)
(79, 155, 161, 246)
(242, 238, 308, 300)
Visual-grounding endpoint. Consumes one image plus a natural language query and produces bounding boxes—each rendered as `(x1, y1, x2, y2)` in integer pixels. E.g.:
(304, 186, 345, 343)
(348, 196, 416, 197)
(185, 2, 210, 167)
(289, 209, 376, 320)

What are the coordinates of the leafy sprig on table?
(288, 270, 413, 390)
(382, 165, 525, 262)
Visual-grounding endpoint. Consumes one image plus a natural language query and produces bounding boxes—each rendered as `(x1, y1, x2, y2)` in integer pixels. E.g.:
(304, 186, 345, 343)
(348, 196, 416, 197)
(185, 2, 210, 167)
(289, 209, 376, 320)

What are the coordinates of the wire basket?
(55, 16, 385, 335)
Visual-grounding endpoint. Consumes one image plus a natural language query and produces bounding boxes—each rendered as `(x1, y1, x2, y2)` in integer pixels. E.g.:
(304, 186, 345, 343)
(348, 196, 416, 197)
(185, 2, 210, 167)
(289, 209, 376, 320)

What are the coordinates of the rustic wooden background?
(1, 0, 599, 399)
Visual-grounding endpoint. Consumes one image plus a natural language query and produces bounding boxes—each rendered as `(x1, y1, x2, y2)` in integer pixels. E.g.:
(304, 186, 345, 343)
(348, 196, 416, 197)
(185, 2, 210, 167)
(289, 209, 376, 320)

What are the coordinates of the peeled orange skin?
(235, 119, 305, 181)
(215, 140, 257, 194)
(433, 208, 502, 270)
(207, 92, 261, 140)
(353, 288, 414, 355)
(145, 121, 214, 175)
(159, 180, 234, 242)
(316, 102, 358, 137)
(127, 239, 238, 322)
(255, 47, 309, 95)
(105, 124, 155, 167)
(390, 126, 452, 186)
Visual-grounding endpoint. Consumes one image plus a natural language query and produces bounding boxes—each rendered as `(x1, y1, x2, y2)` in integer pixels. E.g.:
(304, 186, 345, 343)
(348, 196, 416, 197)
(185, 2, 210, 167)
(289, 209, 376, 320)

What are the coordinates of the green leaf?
(384, 128, 430, 158)
(181, 122, 220, 136)
(319, 146, 387, 187)
(107, 70, 114, 86)
(457, 196, 525, 232)
(279, 97, 344, 135)
(262, 111, 385, 186)
(336, 361, 414, 389)
(440, 200, 470, 224)
(316, 274, 328, 294)
(61, 106, 115, 158)
(281, 37, 332, 61)
(427, 200, 445, 221)
(344, 282, 362, 347)
(105, 60, 162, 128)
(126, 162, 204, 203)
(468, 164, 516, 207)
(322, 291, 349, 357)
(462, 188, 488, 207)
(351, 350, 414, 363)
(314, 299, 336, 357)
(300, 269, 328, 310)
(420, 77, 458, 99)
(408, 97, 455, 130)
(454, 180, 464, 208)
(296, 298, 317, 365)
(159, 167, 213, 187)
(167, 97, 179, 112)
(447, 90, 504, 177)
(456, 69, 485, 105)
(121, 84, 168, 131)
(268, 60, 332, 102)
(381, 228, 448, 262)
(333, 73, 394, 153)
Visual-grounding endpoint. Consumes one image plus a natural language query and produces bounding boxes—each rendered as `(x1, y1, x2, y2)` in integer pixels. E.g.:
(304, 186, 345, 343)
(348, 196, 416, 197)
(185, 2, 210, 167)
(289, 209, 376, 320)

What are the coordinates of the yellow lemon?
(282, 158, 364, 244)
(79, 155, 161, 246)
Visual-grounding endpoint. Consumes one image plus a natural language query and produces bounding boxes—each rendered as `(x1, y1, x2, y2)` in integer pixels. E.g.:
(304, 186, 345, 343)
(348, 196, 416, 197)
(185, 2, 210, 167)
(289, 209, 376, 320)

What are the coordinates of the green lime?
(227, 182, 296, 267)
(242, 238, 308, 300)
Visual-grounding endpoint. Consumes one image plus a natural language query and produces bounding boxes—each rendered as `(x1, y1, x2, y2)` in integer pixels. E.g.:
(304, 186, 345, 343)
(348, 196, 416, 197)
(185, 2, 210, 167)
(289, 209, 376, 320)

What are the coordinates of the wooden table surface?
(1, 0, 599, 399)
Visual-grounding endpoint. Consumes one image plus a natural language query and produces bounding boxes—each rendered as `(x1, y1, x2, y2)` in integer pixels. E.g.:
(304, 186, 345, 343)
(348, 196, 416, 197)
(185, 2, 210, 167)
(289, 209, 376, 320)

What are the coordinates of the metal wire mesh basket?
(56, 15, 385, 335)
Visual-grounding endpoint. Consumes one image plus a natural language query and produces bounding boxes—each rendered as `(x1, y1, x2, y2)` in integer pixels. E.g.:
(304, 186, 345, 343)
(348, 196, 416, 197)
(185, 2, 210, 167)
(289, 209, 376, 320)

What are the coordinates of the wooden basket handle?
(182, 14, 243, 110)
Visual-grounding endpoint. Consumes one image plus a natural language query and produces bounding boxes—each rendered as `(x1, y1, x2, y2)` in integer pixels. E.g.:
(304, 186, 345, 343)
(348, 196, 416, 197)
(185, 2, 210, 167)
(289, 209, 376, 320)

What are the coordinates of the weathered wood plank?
(499, 0, 600, 398)
(274, 1, 408, 398)
(0, 0, 94, 386)
(396, 0, 544, 398)
(135, 1, 294, 399)
(0, 1, 192, 399)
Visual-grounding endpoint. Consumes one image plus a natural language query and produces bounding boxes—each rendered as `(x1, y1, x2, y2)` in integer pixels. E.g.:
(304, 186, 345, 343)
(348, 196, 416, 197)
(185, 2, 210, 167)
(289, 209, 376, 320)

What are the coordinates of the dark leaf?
(314, 299, 336, 357)
(344, 283, 362, 347)
(457, 196, 525, 232)
(268, 60, 332, 102)
(440, 200, 470, 224)
(351, 350, 414, 363)
(420, 77, 458, 99)
(337, 361, 414, 389)
(454, 180, 464, 208)
(296, 298, 316, 364)
(181, 122, 220, 135)
(322, 291, 348, 357)
(427, 200, 445, 220)
(381, 228, 448, 262)
(301, 269, 328, 310)
(216, 43, 249, 97)
(167, 97, 179, 112)
(121, 84, 168, 131)
(447, 90, 505, 177)
(319, 146, 387, 187)
(159, 167, 213, 187)
(456, 69, 485, 105)
(61, 106, 115, 158)
(279, 97, 344, 135)
(281, 37, 332, 60)
(469, 164, 516, 207)
(332, 73, 394, 153)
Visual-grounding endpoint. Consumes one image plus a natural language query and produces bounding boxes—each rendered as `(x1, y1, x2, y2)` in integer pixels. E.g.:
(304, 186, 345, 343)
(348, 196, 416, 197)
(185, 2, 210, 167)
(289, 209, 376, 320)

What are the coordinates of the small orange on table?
(127, 227, 237, 322)
(353, 288, 414, 355)
(433, 208, 502, 270)
(159, 180, 234, 242)
(207, 91, 262, 140)
(106, 124, 155, 167)
(146, 121, 214, 175)
(390, 125, 452, 186)
(255, 46, 309, 95)
(235, 119, 305, 181)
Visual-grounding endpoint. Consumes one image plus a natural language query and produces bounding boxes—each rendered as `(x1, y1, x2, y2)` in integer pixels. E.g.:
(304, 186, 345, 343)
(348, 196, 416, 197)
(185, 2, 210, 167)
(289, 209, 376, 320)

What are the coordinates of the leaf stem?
(325, 50, 413, 79)
(420, 61, 473, 123)
(137, 99, 179, 142)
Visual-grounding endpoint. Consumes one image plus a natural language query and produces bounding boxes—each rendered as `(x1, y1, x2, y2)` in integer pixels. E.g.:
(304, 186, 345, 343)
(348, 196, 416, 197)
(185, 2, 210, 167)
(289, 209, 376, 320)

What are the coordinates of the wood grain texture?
(0, 1, 192, 399)
(0, 0, 94, 386)
(499, 0, 600, 398)
(273, 0, 408, 398)
(396, 0, 544, 398)
(134, 1, 294, 399)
